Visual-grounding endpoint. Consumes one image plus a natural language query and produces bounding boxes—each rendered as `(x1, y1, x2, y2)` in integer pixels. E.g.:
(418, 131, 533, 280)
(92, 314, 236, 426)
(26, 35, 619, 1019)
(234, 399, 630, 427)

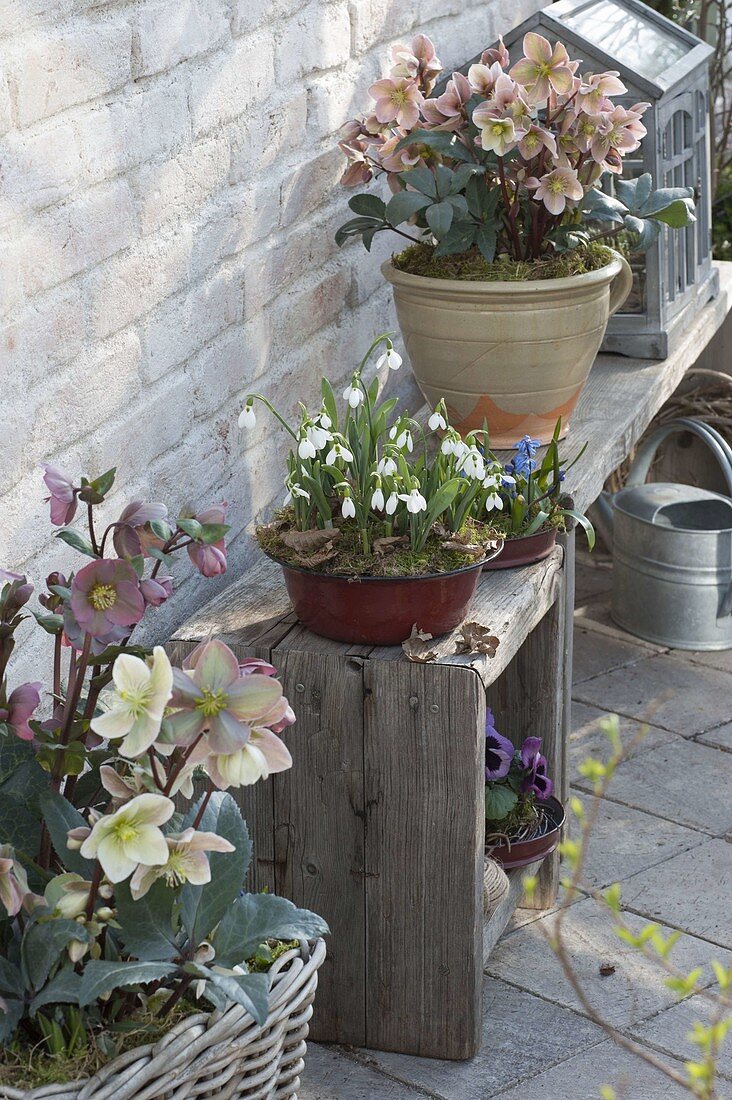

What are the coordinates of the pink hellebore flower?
(518, 124, 558, 161)
(591, 105, 648, 164)
(339, 137, 374, 186)
(510, 32, 574, 102)
(390, 34, 441, 92)
(0, 682, 41, 741)
(141, 575, 173, 607)
(529, 166, 584, 215)
(40, 463, 77, 526)
(467, 60, 502, 95)
(207, 727, 293, 790)
(435, 71, 472, 123)
(113, 501, 169, 560)
(0, 846, 31, 917)
(168, 639, 285, 754)
(576, 71, 628, 115)
(378, 134, 424, 174)
(70, 559, 145, 639)
(481, 36, 510, 69)
(129, 828, 235, 899)
(369, 76, 423, 129)
(187, 502, 228, 578)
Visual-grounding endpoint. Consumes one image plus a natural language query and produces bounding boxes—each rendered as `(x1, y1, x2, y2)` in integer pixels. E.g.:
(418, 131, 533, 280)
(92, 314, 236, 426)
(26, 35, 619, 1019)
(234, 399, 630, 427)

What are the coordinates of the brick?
(273, 265, 350, 349)
(13, 179, 136, 301)
(139, 266, 242, 381)
(75, 80, 189, 185)
(89, 371, 194, 475)
(132, 0, 229, 79)
(228, 92, 307, 183)
(279, 147, 343, 228)
(188, 34, 275, 138)
(85, 224, 193, 339)
(350, 0, 416, 53)
(1, 278, 91, 375)
(189, 182, 280, 279)
(130, 134, 230, 235)
(6, 15, 132, 127)
(0, 70, 11, 135)
(307, 61, 379, 138)
(0, 120, 81, 226)
(277, 2, 351, 82)
(232, 0, 308, 36)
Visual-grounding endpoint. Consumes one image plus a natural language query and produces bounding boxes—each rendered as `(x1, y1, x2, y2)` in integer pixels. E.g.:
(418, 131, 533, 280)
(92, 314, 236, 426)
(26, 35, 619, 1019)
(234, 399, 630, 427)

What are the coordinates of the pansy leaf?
(78, 961, 176, 1006)
(485, 783, 519, 822)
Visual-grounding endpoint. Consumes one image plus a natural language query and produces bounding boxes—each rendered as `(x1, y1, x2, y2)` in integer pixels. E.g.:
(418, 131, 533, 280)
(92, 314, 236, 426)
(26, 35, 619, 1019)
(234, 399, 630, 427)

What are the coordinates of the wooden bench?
(169, 262, 731, 1061)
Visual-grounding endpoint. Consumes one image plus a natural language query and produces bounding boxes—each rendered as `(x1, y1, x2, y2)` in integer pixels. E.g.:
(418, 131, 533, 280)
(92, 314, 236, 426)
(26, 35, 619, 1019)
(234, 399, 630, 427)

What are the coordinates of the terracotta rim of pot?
(263, 540, 504, 580)
(382, 250, 625, 302)
(486, 796, 566, 870)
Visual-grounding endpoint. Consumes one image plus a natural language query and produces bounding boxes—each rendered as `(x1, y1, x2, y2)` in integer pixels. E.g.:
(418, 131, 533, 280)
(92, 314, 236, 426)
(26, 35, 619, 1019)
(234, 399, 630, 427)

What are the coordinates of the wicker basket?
(0, 939, 327, 1100)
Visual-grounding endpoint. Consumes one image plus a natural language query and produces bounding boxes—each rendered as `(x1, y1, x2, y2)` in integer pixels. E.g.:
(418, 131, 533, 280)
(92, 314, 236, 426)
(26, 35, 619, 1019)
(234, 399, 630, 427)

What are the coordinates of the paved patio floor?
(299, 550, 732, 1100)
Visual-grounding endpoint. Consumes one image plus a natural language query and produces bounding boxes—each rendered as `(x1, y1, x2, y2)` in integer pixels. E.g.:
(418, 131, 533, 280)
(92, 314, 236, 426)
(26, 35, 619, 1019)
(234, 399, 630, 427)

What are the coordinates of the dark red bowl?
(483, 527, 557, 570)
(274, 551, 500, 645)
(486, 797, 565, 869)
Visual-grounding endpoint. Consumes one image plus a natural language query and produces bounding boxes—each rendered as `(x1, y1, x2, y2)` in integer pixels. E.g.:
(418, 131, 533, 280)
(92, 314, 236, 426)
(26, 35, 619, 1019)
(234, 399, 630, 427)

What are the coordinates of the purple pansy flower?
(520, 736, 553, 800)
(40, 463, 77, 526)
(69, 559, 145, 639)
(485, 708, 515, 780)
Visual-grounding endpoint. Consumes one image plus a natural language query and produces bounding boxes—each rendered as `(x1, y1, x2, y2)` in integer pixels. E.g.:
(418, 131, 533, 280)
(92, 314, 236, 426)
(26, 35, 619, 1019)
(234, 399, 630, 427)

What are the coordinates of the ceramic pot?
(275, 549, 501, 645)
(382, 251, 632, 447)
(486, 796, 565, 870)
(483, 528, 557, 570)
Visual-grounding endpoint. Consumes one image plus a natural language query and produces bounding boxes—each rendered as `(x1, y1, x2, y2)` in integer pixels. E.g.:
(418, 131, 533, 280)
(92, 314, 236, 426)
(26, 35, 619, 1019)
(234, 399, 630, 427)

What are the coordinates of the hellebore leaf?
(115, 879, 181, 961)
(434, 221, 477, 257)
(39, 791, 95, 878)
(348, 193, 387, 219)
(181, 793, 251, 946)
(385, 190, 431, 225)
(29, 968, 83, 1016)
(213, 894, 329, 969)
(78, 961, 176, 1006)
(21, 919, 91, 991)
(186, 965, 270, 1025)
(55, 529, 96, 559)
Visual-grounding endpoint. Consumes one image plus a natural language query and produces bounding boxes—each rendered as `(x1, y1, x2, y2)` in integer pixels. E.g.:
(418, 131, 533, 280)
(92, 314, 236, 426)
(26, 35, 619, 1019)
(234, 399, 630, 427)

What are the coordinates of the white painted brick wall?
(0, 0, 544, 679)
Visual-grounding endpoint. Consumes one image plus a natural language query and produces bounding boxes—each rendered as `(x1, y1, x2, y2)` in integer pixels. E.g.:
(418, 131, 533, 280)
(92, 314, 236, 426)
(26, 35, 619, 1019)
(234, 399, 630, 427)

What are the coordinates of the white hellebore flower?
(376, 347, 403, 371)
(343, 381, 364, 408)
(399, 489, 428, 514)
(371, 487, 385, 511)
(385, 492, 399, 515)
(376, 457, 397, 477)
(428, 411, 447, 431)
(90, 647, 173, 759)
(342, 496, 356, 519)
(238, 403, 256, 429)
(80, 793, 175, 883)
(129, 828, 235, 900)
(208, 728, 293, 790)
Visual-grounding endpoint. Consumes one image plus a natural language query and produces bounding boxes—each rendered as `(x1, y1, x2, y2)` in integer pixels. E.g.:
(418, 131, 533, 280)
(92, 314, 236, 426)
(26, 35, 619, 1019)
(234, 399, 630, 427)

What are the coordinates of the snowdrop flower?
(326, 441, 354, 465)
(385, 492, 399, 515)
(298, 436, 317, 460)
(316, 411, 332, 430)
(389, 425, 413, 452)
(90, 647, 173, 759)
(428, 410, 447, 431)
(399, 488, 427, 514)
(371, 487, 385, 511)
(342, 496, 356, 519)
(457, 447, 486, 481)
(80, 793, 175, 883)
(485, 491, 503, 512)
(376, 456, 397, 477)
(376, 346, 403, 371)
(283, 482, 310, 506)
(343, 380, 364, 408)
(238, 402, 256, 430)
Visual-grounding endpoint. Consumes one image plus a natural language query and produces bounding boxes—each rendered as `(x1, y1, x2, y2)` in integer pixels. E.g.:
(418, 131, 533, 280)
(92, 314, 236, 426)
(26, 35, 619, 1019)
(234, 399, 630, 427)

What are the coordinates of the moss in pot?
(336, 31, 696, 444)
(239, 334, 504, 645)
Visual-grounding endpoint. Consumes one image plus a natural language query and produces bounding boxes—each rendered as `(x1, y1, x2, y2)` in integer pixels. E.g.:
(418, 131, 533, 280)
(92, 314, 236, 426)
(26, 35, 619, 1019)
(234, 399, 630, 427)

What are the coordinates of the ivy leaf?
(79, 961, 176, 1006)
(55, 529, 96, 558)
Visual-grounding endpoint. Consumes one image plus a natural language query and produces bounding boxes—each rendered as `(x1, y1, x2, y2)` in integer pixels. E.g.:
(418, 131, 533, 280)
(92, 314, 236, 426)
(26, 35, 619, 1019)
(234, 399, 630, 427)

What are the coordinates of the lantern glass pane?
(561, 0, 687, 79)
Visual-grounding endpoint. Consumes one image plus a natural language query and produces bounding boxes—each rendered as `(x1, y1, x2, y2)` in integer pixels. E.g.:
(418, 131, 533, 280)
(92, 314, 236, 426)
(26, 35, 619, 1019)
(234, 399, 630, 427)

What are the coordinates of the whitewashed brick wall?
(0, 0, 542, 673)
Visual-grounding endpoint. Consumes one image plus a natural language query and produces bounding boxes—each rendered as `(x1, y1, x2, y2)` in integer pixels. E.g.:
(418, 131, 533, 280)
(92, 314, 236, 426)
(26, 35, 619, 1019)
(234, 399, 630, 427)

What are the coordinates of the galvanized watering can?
(611, 418, 732, 650)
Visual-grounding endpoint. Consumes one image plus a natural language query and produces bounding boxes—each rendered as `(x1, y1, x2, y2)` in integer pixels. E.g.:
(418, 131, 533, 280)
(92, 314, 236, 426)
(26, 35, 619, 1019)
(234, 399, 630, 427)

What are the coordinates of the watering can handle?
(625, 417, 732, 500)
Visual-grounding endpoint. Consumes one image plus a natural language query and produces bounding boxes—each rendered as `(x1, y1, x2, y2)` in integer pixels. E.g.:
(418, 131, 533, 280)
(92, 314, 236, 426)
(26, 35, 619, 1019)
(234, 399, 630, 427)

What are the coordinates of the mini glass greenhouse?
(475, 0, 719, 359)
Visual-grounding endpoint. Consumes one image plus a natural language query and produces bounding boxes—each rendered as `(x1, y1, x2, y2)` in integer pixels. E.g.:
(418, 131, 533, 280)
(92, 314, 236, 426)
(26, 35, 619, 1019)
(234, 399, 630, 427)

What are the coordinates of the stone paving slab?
(492, 1038, 690, 1099)
(574, 599, 667, 652)
(618, 839, 732, 949)
(633, 991, 732, 1082)
(573, 625, 653, 684)
(568, 789, 705, 889)
(486, 897, 728, 1030)
(569, 702, 679, 778)
(573, 653, 732, 735)
(576, 555, 613, 602)
(299, 1045, 432, 1100)
(574, 738, 732, 834)
(359, 977, 603, 1100)
(698, 721, 732, 751)
(686, 648, 732, 675)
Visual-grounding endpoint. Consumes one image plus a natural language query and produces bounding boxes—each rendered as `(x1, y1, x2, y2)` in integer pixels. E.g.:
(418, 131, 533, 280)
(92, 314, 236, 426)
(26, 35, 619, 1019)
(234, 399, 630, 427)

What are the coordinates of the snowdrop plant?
(336, 32, 695, 265)
(0, 466, 327, 1077)
(240, 335, 502, 569)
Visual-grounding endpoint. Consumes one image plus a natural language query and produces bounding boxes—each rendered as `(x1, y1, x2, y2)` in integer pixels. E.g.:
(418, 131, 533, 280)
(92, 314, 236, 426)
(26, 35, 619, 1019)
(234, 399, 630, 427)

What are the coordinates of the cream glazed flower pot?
(382, 250, 633, 448)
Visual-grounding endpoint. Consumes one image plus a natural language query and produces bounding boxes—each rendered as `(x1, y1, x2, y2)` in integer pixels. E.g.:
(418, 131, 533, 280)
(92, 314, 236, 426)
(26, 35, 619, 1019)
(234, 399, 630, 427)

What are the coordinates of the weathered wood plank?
(363, 661, 485, 1060)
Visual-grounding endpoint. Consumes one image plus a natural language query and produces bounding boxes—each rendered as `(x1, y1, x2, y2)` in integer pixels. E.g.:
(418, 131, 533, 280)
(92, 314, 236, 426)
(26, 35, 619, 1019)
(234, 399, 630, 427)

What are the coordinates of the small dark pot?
(276, 552, 499, 645)
(486, 796, 565, 869)
(483, 527, 557, 570)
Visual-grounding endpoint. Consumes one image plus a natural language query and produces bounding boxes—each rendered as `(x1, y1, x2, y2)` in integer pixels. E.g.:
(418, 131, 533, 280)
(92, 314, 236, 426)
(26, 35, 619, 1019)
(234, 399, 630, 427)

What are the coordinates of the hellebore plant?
(484, 710, 554, 833)
(336, 32, 696, 264)
(473, 419, 596, 546)
(239, 334, 504, 573)
(0, 466, 327, 1079)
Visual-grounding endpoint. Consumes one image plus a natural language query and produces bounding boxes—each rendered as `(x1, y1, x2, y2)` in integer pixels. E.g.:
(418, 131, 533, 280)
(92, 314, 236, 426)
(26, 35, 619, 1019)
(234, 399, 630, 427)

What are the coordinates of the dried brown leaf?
(402, 623, 438, 663)
(599, 962, 616, 977)
(440, 540, 485, 558)
(454, 621, 500, 657)
(281, 528, 341, 552)
(291, 547, 339, 567)
(373, 535, 409, 556)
